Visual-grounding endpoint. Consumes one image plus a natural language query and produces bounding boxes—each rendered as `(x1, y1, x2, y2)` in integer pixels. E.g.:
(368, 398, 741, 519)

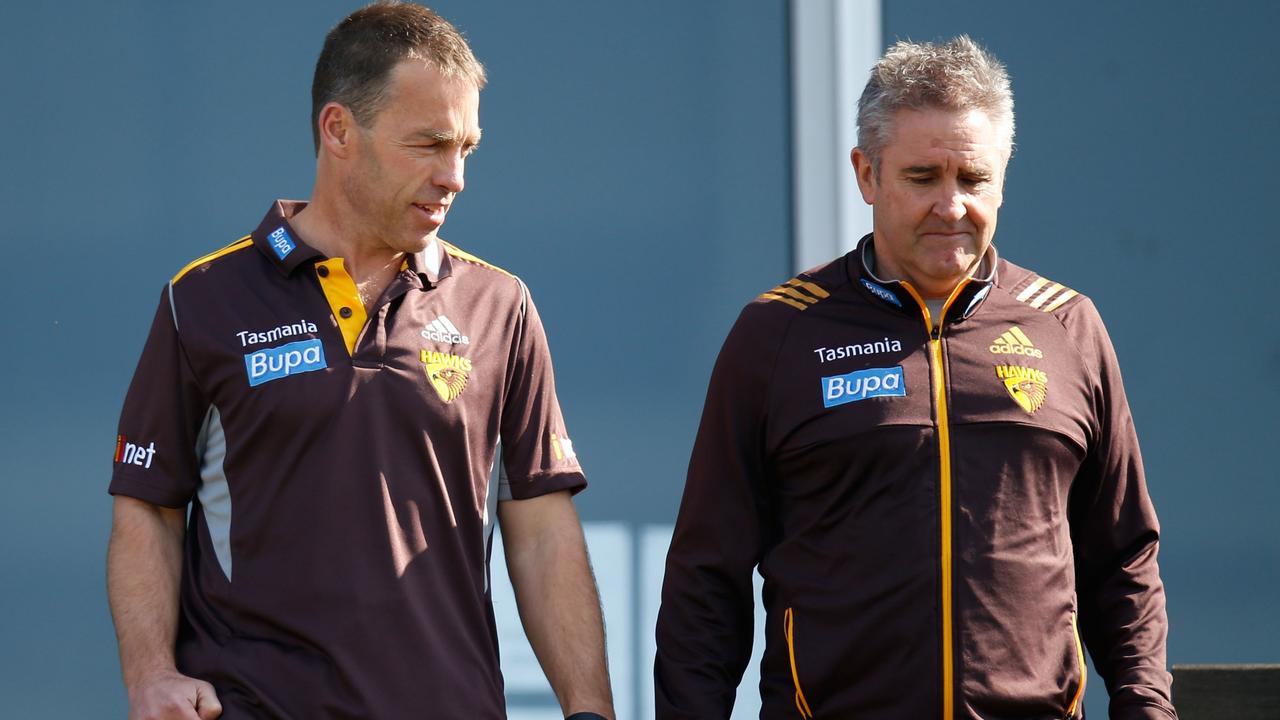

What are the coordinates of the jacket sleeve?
(1065, 299, 1176, 720)
(654, 305, 776, 719)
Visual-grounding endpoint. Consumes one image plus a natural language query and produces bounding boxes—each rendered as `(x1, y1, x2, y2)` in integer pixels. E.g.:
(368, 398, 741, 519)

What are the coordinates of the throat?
(924, 297, 947, 326)
(354, 266, 401, 311)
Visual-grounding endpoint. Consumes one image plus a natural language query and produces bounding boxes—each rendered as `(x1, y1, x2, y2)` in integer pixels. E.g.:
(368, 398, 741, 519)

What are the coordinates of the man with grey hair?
(107, 3, 614, 718)
(656, 36, 1175, 719)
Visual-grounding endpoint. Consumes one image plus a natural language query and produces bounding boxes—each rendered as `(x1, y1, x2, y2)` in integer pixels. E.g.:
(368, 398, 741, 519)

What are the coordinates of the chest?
(766, 308, 1095, 457)
(182, 281, 519, 432)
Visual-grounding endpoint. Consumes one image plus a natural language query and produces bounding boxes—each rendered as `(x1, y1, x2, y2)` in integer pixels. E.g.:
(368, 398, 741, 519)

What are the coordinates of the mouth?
(920, 230, 972, 241)
(412, 202, 450, 224)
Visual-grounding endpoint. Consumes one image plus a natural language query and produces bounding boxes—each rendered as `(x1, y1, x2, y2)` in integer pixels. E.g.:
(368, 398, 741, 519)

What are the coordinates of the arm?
(654, 307, 773, 719)
(1066, 301, 1175, 720)
(499, 491, 614, 719)
(107, 495, 221, 720)
(495, 282, 610, 715)
(108, 287, 218, 718)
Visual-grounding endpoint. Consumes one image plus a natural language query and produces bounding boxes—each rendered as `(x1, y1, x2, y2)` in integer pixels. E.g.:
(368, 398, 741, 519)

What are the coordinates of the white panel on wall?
(791, 0, 882, 272)
(495, 522, 766, 719)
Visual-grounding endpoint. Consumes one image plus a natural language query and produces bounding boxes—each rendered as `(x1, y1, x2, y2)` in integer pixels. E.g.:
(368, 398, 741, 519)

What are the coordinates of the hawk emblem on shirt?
(427, 365, 468, 402)
(420, 350, 472, 403)
(995, 364, 1048, 414)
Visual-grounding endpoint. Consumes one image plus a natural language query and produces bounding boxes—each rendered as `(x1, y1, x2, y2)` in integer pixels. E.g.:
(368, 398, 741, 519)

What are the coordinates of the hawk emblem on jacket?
(995, 364, 1048, 414)
(1004, 377, 1046, 414)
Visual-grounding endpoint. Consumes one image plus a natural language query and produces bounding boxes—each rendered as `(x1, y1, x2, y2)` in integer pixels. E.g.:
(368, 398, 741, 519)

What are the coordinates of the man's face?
(344, 60, 481, 254)
(852, 107, 1009, 298)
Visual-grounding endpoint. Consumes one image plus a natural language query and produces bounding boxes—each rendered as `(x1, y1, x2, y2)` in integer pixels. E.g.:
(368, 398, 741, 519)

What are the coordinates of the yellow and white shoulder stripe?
(757, 277, 830, 311)
(171, 236, 254, 284)
(1014, 276, 1078, 312)
(442, 241, 514, 277)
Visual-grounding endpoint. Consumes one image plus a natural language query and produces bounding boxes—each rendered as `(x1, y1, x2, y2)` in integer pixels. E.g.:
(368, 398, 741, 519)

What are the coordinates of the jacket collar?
(851, 233, 998, 325)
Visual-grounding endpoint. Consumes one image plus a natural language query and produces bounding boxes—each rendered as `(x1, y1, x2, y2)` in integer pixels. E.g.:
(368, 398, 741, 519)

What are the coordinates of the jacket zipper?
(900, 280, 968, 720)
(1066, 611, 1087, 717)
(784, 607, 814, 718)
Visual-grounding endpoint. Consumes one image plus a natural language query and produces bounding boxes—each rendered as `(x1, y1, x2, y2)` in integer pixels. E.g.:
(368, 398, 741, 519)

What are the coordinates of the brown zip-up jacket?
(655, 235, 1175, 719)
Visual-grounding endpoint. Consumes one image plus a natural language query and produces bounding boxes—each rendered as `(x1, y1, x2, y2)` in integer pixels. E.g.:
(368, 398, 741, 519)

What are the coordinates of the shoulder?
(439, 240, 534, 319)
(163, 235, 262, 330)
(170, 235, 257, 286)
(726, 257, 849, 360)
(996, 257, 1114, 363)
(442, 240, 517, 280)
(996, 258, 1088, 317)
(745, 255, 848, 321)
(441, 241, 521, 289)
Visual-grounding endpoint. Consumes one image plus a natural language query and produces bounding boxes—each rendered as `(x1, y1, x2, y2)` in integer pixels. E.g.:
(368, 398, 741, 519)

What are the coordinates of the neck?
(915, 278, 968, 300)
(869, 248, 989, 300)
(292, 187, 407, 288)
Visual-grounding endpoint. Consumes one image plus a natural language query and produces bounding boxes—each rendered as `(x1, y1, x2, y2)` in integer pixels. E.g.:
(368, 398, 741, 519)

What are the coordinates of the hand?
(127, 669, 223, 720)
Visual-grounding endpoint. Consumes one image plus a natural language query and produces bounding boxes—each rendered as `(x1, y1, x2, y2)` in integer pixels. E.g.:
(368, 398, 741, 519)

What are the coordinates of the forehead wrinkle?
(901, 145, 997, 173)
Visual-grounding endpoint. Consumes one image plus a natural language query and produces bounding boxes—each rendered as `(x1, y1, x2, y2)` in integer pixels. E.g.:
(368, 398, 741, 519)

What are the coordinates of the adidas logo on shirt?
(989, 326, 1043, 359)
(422, 315, 470, 345)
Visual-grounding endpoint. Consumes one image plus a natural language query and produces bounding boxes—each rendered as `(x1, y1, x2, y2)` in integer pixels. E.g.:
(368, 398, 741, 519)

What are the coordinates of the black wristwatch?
(565, 713, 608, 720)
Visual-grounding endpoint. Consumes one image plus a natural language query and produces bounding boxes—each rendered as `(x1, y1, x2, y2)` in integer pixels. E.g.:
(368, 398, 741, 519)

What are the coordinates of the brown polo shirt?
(110, 200, 585, 719)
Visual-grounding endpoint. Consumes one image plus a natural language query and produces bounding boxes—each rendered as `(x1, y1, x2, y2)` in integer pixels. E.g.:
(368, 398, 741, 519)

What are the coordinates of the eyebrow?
(902, 164, 993, 176)
(408, 128, 483, 144)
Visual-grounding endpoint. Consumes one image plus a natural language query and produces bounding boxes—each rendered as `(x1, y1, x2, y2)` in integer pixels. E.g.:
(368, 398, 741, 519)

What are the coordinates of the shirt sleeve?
(655, 304, 777, 719)
(498, 279, 586, 500)
(1064, 299, 1176, 720)
(108, 286, 209, 508)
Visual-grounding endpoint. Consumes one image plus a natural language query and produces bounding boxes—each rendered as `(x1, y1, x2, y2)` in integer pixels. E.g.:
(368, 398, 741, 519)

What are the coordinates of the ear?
(317, 102, 358, 159)
(851, 146, 877, 205)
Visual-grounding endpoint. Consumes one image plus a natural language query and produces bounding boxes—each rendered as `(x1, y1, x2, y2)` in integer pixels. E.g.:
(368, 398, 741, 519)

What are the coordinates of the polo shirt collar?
(251, 200, 322, 275)
(406, 239, 453, 288)
(250, 199, 454, 287)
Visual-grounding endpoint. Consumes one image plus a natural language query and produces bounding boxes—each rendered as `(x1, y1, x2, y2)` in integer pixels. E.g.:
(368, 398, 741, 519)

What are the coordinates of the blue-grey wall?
(0, 1, 1275, 717)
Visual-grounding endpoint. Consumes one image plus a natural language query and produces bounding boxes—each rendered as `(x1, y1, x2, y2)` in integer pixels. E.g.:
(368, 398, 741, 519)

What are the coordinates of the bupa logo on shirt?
(244, 339, 327, 387)
(821, 365, 906, 408)
(267, 226, 296, 260)
(860, 279, 902, 307)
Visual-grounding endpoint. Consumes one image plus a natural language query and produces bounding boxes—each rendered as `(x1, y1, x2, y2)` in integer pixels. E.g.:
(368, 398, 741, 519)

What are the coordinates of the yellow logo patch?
(549, 431, 577, 461)
(420, 350, 472, 403)
(995, 364, 1047, 414)
(989, 325, 1044, 359)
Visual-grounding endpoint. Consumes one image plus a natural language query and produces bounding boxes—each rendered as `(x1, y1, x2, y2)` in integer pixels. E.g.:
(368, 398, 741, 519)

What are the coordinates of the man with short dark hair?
(655, 36, 1176, 719)
(107, 4, 614, 718)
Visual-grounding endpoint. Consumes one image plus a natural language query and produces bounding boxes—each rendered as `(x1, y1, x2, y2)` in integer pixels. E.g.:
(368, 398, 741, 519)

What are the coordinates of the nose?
(931, 184, 966, 223)
(435, 153, 466, 194)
